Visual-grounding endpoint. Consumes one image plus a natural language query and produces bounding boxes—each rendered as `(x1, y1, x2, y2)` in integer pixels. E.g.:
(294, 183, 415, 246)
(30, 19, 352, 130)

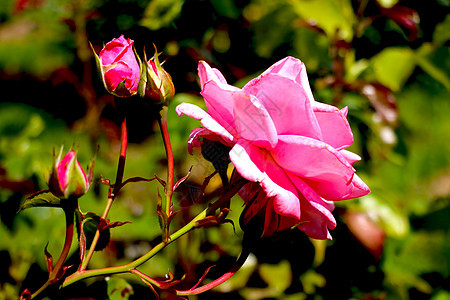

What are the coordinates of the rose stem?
(158, 106, 174, 218)
(79, 116, 128, 271)
(31, 203, 76, 299)
(174, 247, 250, 295)
(61, 178, 247, 288)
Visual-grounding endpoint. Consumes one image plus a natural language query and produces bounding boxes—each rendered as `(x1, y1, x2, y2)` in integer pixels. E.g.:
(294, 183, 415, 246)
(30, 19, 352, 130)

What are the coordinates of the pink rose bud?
(381, 5, 419, 41)
(48, 148, 93, 199)
(93, 35, 141, 97)
(142, 46, 175, 104)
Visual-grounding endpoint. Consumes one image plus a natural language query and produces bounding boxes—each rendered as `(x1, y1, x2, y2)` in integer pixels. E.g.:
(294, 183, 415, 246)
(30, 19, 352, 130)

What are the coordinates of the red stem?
(79, 116, 127, 271)
(50, 206, 75, 280)
(175, 247, 251, 296)
(112, 116, 128, 197)
(31, 204, 75, 299)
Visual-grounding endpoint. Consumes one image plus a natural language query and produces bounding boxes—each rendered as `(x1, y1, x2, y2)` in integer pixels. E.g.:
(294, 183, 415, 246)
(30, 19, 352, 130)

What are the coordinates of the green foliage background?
(0, 0, 449, 299)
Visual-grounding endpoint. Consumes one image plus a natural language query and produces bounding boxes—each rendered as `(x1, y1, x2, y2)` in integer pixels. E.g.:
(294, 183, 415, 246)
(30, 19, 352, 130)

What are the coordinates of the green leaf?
(300, 269, 326, 295)
(83, 212, 111, 251)
(140, 0, 184, 30)
(210, 0, 240, 19)
(290, 0, 355, 41)
(359, 195, 409, 238)
(433, 14, 450, 46)
(106, 277, 134, 300)
(345, 50, 370, 82)
(416, 43, 450, 91)
(259, 260, 292, 294)
(417, 57, 450, 91)
(292, 27, 331, 72)
(18, 190, 62, 212)
(252, 4, 297, 58)
(371, 47, 416, 91)
(382, 231, 450, 294)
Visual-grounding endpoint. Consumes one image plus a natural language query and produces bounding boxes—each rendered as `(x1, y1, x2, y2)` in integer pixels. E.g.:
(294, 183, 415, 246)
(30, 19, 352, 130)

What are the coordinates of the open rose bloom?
(177, 57, 370, 239)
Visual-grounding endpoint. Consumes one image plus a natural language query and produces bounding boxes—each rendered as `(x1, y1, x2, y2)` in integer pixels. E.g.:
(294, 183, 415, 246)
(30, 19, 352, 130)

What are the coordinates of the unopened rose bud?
(381, 5, 420, 41)
(140, 46, 175, 104)
(92, 35, 141, 97)
(48, 148, 93, 199)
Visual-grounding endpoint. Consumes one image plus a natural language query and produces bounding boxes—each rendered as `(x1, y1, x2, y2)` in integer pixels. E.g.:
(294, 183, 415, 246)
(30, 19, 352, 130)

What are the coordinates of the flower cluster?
(19, 34, 372, 300)
(92, 35, 174, 103)
(177, 57, 370, 239)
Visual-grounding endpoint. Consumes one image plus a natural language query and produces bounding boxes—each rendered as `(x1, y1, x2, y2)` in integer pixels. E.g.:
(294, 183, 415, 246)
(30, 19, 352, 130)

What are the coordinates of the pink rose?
(98, 35, 141, 97)
(48, 149, 92, 199)
(176, 57, 370, 239)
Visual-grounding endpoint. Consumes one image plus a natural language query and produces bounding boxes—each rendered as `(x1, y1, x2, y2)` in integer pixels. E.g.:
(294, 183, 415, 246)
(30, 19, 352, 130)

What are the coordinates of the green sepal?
(89, 42, 109, 94)
(18, 189, 62, 213)
(112, 80, 133, 98)
(48, 145, 65, 197)
(136, 47, 148, 97)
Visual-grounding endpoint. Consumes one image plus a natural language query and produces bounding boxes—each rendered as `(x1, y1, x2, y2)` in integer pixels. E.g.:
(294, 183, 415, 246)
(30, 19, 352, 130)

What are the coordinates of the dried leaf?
(44, 243, 53, 274)
(173, 166, 192, 191)
(155, 174, 166, 187)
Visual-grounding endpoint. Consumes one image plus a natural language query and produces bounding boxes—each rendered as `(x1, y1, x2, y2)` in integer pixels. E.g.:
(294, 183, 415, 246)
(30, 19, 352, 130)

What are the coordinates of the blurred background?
(0, 0, 449, 299)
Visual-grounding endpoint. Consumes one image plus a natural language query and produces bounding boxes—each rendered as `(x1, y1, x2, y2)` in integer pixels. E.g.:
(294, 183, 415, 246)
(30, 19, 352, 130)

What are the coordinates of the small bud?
(48, 147, 93, 199)
(91, 35, 141, 97)
(139, 45, 175, 104)
(381, 5, 420, 41)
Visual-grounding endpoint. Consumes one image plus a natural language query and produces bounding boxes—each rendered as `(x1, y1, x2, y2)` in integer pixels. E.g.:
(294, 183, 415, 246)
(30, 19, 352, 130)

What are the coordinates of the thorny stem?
(79, 117, 128, 271)
(175, 247, 251, 296)
(62, 205, 208, 287)
(30, 203, 76, 299)
(158, 106, 175, 218)
(61, 178, 248, 290)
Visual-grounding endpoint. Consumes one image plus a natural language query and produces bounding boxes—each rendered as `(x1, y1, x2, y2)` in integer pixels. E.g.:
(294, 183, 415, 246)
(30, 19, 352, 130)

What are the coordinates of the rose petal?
(244, 74, 322, 140)
(186, 127, 236, 155)
(262, 198, 299, 237)
(272, 135, 355, 200)
(57, 151, 76, 190)
(104, 62, 137, 92)
(198, 61, 241, 136)
(244, 57, 315, 104)
(288, 173, 337, 239)
(198, 60, 232, 89)
(230, 140, 301, 220)
(340, 173, 371, 200)
(339, 149, 361, 165)
(186, 128, 205, 155)
(176, 103, 237, 145)
(99, 35, 129, 65)
(312, 103, 353, 150)
(233, 95, 278, 149)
